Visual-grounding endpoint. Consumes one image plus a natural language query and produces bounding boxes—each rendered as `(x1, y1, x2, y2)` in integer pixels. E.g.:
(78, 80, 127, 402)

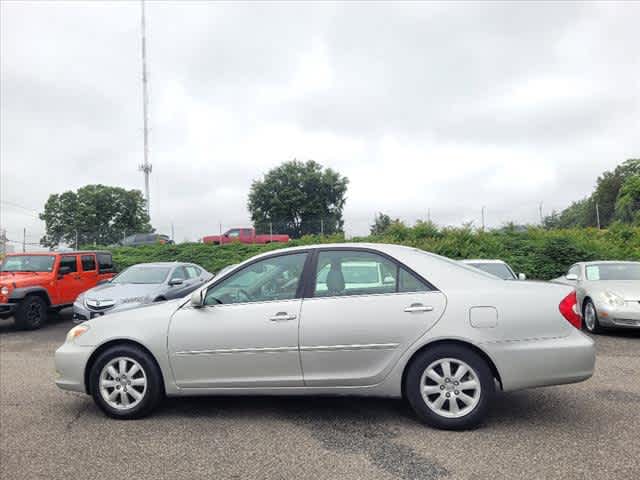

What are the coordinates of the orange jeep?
(0, 251, 115, 329)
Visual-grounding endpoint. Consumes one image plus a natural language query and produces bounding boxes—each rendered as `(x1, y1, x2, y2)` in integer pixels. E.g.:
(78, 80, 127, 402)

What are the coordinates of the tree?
(544, 159, 640, 228)
(248, 160, 349, 238)
(40, 184, 152, 247)
(370, 212, 393, 235)
(614, 174, 640, 224)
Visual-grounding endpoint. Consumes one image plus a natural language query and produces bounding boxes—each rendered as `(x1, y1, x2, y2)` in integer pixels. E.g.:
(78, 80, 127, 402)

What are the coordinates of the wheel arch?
(10, 287, 51, 306)
(84, 339, 166, 395)
(400, 339, 503, 399)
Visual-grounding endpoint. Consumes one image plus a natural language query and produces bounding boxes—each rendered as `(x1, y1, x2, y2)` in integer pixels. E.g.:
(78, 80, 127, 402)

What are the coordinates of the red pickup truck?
(203, 228, 290, 245)
(0, 251, 115, 329)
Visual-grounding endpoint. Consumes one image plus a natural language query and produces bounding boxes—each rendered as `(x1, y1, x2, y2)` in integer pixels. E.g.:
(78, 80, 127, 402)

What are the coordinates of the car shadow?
(0, 307, 73, 334)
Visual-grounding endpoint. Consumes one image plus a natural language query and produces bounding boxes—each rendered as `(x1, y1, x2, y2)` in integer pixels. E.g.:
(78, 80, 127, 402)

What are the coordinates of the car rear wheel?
(89, 345, 163, 419)
(405, 344, 494, 430)
(14, 295, 48, 330)
(583, 299, 602, 334)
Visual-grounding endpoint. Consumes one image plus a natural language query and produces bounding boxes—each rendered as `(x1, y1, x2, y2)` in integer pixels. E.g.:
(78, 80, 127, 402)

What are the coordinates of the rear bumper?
(483, 328, 595, 392)
(55, 342, 94, 394)
(0, 303, 17, 318)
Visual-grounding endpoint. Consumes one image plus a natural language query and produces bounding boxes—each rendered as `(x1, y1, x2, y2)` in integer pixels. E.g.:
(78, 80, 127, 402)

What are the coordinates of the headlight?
(602, 290, 625, 307)
(66, 324, 90, 343)
(0, 286, 9, 296)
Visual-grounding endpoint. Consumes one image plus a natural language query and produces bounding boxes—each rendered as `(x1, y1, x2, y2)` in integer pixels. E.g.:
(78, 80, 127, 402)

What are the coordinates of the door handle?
(269, 312, 297, 322)
(404, 303, 433, 313)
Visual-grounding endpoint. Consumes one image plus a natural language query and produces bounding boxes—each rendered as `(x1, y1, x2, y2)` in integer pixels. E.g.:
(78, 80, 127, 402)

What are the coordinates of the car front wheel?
(583, 299, 602, 334)
(14, 295, 48, 330)
(89, 345, 163, 419)
(405, 344, 494, 430)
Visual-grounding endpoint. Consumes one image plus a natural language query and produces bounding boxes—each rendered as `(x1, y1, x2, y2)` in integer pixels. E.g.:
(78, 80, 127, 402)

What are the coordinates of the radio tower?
(139, 0, 152, 217)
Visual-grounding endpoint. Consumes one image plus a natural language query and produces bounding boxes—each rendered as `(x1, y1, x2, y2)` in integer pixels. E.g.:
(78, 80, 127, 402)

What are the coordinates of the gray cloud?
(1, 1, 638, 245)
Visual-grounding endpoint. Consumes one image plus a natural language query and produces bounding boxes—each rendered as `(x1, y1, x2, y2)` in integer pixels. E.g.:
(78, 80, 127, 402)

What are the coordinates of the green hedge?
(101, 226, 639, 281)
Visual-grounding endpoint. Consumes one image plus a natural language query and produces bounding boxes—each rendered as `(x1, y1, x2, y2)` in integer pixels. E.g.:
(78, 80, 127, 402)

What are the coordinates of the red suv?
(0, 251, 115, 329)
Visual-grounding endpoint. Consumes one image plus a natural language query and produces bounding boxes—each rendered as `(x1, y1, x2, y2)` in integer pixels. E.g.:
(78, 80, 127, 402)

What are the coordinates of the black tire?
(89, 344, 164, 419)
(404, 344, 495, 430)
(14, 295, 48, 330)
(583, 299, 602, 334)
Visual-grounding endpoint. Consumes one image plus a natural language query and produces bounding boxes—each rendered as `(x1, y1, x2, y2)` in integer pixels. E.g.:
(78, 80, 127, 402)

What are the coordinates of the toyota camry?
(55, 244, 595, 430)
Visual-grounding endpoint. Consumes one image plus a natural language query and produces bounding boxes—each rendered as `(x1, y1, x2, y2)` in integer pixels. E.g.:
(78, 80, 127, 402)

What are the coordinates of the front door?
(300, 249, 446, 387)
(168, 252, 309, 388)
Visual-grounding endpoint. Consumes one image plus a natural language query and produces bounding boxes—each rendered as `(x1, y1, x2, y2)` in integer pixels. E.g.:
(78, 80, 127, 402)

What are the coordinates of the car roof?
(581, 260, 640, 265)
(6, 250, 111, 256)
(460, 259, 507, 264)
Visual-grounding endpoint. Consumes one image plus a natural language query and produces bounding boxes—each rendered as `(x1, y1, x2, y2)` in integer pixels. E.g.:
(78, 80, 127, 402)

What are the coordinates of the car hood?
(586, 281, 640, 301)
(0, 271, 52, 287)
(83, 282, 164, 304)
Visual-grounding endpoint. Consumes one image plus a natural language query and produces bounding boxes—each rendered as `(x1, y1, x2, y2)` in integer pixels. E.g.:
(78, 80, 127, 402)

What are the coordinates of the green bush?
(99, 225, 639, 281)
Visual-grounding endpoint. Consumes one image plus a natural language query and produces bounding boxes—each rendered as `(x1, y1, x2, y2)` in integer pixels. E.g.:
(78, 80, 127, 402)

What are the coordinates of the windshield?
(0, 255, 56, 272)
(585, 263, 640, 281)
(468, 262, 516, 280)
(112, 266, 170, 284)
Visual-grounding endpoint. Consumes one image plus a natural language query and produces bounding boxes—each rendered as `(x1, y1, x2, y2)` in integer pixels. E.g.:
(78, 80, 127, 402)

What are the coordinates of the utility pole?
(171, 223, 175, 242)
(481, 206, 486, 231)
(138, 0, 152, 218)
(427, 208, 431, 223)
(595, 202, 601, 229)
(320, 219, 324, 236)
(75, 230, 78, 250)
(539, 202, 544, 225)
(22, 228, 26, 252)
(269, 222, 273, 242)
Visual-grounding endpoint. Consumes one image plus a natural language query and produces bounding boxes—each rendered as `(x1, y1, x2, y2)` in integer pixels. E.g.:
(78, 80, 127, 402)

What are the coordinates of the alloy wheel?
(99, 357, 147, 410)
(584, 303, 597, 331)
(420, 358, 481, 418)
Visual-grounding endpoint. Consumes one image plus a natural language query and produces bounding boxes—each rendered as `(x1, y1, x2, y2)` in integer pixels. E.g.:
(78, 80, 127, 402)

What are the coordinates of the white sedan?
(55, 243, 595, 430)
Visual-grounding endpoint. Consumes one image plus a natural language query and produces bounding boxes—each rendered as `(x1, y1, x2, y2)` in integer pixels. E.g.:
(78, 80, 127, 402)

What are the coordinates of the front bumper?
(597, 301, 640, 329)
(55, 341, 94, 394)
(0, 303, 17, 318)
(483, 327, 595, 392)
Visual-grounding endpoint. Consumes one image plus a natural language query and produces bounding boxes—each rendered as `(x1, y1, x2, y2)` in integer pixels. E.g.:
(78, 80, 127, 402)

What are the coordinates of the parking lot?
(1, 311, 638, 480)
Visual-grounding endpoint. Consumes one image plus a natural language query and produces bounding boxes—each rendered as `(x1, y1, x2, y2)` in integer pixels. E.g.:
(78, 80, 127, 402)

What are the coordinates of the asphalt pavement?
(1, 310, 638, 480)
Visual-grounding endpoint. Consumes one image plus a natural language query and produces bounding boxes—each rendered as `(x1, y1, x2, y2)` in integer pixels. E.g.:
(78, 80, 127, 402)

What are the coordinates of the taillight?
(559, 290, 582, 329)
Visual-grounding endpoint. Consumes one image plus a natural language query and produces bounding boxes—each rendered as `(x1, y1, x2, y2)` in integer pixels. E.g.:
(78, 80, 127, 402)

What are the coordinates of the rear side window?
(81, 255, 96, 271)
(97, 253, 114, 273)
(59, 255, 78, 273)
(398, 268, 430, 292)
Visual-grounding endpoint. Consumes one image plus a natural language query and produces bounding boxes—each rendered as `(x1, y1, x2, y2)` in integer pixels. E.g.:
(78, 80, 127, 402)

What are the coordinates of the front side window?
(81, 255, 96, 271)
(60, 256, 78, 273)
(171, 267, 187, 281)
(204, 253, 307, 305)
(226, 229, 241, 238)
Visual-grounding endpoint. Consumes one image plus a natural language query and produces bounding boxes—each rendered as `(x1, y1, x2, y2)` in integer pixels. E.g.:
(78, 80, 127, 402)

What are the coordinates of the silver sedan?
(55, 243, 595, 430)
(553, 261, 640, 333)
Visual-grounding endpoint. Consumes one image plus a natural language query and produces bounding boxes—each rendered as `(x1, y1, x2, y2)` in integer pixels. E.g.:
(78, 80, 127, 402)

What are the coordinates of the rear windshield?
(0, 255, 56, 272)
(585, 263, 640, 281)
(112, 266, 170, 284)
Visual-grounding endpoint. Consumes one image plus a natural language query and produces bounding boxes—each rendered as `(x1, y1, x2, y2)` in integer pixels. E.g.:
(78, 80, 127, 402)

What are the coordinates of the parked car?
(120, 233, 174, 247)
(55, 243, 594, 429)
(552, 261, 640, 333)
(202, 227, 289, 245)
(73, 262, 212, 322)
(0, 251, 115, 329)
(461, 259, 526, 280)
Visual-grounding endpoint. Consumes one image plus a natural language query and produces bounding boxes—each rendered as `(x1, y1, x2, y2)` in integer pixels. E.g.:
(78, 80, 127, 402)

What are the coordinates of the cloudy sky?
(1, 1, 639, 246)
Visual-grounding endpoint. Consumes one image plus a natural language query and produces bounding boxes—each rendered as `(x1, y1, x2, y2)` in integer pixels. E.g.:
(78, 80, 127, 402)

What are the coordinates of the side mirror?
(518, 273, 526, 280)
(169, 278, 184, 286)
(565, 273, 578, 281)
(190, 289, 204, 308)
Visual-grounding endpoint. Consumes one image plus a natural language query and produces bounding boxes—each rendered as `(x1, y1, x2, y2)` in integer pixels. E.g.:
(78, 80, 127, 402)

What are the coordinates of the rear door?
(56, 255, 85, 304)
(299, 248, 446, 387)
(79, 254, 99, 288)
